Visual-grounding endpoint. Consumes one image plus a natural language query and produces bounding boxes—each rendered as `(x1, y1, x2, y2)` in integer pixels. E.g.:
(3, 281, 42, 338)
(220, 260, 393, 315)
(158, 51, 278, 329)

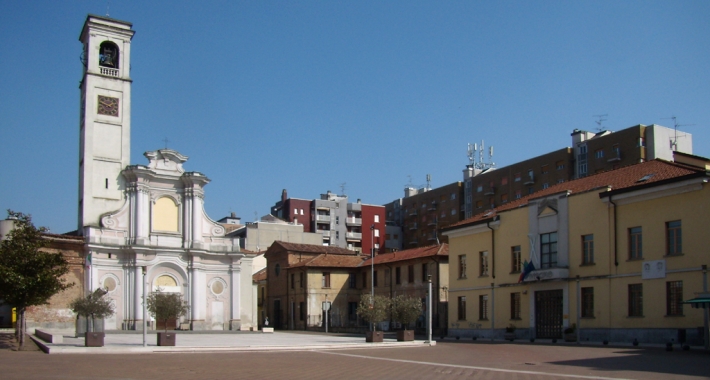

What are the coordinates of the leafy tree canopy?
(70, 288, 115, 320)
(146, 288, 189, 332)
(0, 210, 73, 310)
(391, 295, 423, 329)
(356, 294, 391, 330)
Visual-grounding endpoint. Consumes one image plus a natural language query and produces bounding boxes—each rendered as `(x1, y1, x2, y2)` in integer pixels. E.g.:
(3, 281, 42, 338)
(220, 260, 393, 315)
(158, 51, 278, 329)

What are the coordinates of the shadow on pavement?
(549, 347, 709, 378)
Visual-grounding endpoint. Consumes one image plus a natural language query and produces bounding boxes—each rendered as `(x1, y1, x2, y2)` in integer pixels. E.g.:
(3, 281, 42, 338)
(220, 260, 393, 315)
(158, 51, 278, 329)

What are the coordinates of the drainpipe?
(491, 282, 495, 340)
(609, 195, 618, 267)
(487, 219, 496, 279)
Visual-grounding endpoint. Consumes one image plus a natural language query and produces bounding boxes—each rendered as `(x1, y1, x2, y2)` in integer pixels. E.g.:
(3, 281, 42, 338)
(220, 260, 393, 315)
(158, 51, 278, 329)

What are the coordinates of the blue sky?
(1, 0, 708, 233)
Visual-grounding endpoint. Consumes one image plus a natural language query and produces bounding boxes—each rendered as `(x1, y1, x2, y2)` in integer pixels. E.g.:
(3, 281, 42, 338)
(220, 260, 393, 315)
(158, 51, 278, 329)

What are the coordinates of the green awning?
(684, 297, 710, 309)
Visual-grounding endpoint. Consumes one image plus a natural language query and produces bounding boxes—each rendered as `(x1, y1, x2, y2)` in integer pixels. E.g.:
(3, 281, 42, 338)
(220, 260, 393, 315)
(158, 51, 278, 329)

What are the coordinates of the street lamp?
(142, 266, 147, 348)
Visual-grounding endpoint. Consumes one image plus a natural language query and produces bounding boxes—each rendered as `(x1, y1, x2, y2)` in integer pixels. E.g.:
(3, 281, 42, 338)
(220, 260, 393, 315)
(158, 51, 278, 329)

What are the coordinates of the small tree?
(391, 295, 423, 331)
(146, 288, 189, 332)
(0, 211, 73, 348)
(356, 294, 391, 331)
(70, 288, 115, 333)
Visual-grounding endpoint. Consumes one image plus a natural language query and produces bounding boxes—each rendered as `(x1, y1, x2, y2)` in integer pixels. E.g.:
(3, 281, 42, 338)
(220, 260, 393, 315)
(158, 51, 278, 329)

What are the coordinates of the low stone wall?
(34, 329, 63, 344)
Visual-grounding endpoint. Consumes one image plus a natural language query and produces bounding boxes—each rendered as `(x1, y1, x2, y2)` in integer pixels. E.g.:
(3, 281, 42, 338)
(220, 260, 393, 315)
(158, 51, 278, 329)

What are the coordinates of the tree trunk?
(17, 309, 25, 349)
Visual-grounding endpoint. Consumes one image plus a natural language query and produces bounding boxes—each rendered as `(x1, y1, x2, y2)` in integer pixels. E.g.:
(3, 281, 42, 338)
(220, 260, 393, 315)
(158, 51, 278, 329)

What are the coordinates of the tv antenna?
(426, 174, 432, 190)
(106, 1, 110, 17)
(662, 116, 695, 150)
(405, 175, 413, 188)
(593, 114, 608, 131)
(339, 182, 346, 196)
(162, 137, 170, 149)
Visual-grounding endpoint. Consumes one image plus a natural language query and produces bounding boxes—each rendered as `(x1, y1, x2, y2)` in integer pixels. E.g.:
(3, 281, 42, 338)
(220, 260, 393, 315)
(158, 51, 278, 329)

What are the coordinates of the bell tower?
(78, 15, 135, 233)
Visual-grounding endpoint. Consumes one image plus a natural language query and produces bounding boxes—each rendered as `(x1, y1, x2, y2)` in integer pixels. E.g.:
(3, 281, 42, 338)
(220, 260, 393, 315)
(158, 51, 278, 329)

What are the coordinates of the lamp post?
(142, 266, 147, 348)
(427, 274, 432, 343)
(370, 224, 375, 332)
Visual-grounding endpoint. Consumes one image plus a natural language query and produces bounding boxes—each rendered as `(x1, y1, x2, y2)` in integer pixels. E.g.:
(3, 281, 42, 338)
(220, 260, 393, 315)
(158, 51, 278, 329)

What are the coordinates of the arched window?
(99, 41, 120, 68)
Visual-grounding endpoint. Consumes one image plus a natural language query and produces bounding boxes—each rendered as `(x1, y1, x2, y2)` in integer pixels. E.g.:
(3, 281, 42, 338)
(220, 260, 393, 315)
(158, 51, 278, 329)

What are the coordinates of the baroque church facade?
(77, 15, 254, 331)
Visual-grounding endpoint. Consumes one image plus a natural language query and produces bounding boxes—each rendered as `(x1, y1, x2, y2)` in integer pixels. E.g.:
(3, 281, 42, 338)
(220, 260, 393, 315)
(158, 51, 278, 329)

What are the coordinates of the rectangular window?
(666, 281, 683, 316)
(595, 149, 604, 159)
(476, 185, 483, 193)
(582, 234, 594, 265)
(299, 272, 304, 288)
(373, 270, 378, 287)
(541, 164, 549, 174)
(612, 144, 620, 157)
(322, 272, 330, 288)
(540, 232, 558, 269)
(514, 172, 521, 182)
(458, 255, 467, 279)
(628, 284, 643, 317)
(291, 273, 295, 289)
(511, 246, 521, 273)
(479, 295, 488, 320)
(479, 251, 489, 276)
(362, 272, 367, 288)
(396, 267, 401, 285)
(501, 177, 508, 186)
(408, 265, 414, 283)
(422, 263, 428, 282)
(666, 220, 682, 255)
(501, 193, 508, 203)
(629, 227, 642, 259)
(457, 296, 466, 320)
(556, 160, 565, 170)
(374, 229, 380, 237)
(348, 302, 358, 321)
(581, 287, 594, 318)
(515, 190, 522, 199)
(348, 273, 356, 289)
(384, 268, 390, 286)
(510, 292, 521, 320)
(451, 193, 456, 200)
(299, 301, 305, 321)
(374, 215, 380, 223)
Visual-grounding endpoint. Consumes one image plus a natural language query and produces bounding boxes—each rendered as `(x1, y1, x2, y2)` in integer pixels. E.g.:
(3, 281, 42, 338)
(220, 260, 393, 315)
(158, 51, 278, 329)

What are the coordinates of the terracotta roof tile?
(444, 159, 706, 230)
(361, 244, 448, 266)
(289, 254, 366, 268)
(272, 241, 357, 256)
(252, 267, 267, 282)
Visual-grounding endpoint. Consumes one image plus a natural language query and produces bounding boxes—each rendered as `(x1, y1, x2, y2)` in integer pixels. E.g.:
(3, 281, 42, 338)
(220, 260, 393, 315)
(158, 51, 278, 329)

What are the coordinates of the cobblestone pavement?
(1, 333, 708, 379)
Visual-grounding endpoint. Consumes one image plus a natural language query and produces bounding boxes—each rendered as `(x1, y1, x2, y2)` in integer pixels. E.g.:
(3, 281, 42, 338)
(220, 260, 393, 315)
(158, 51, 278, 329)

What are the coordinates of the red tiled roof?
(361, 244, 448, 266)
(444, 159, 707, 231)
(289, 254, 366, 268)
(271, 241, 357, 256)
(252, 267, 267, 282)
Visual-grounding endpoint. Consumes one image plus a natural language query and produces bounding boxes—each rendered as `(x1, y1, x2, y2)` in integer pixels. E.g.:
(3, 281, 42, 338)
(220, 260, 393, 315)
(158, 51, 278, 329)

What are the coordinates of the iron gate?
(535, 289, 563, 339)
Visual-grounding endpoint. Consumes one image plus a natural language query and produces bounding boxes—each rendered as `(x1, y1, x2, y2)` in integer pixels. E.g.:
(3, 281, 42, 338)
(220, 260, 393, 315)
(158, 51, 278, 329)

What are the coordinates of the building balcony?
(346, 232, 362, 240)
(346, 217, 362, 226)
(523, 267, 569, 282)
(607, 154, 621, 163)
(524, 178, 534, 186)
(319, 230, 331, 237)
(484, 187, 496, 195)
(316, 215, 331, 223)
(408, 223, 418, 230)
(427, 220, 437, 227)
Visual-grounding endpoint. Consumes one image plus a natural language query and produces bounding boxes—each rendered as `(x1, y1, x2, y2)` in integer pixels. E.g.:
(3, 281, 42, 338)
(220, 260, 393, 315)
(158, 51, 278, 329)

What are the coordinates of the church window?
(103, 276, 117, 292)
(211, 279, 225, 295)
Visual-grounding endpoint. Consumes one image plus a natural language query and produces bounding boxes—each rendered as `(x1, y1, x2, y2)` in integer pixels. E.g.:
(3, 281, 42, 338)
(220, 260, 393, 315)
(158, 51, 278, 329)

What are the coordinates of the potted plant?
(69, 288, 115, 347)
(564, 323, 577, 342)
(146, 288, 189, 346)
(504, 324, 516, 341)
(391, 295, 422, 342)
(356, 294, 391, 343)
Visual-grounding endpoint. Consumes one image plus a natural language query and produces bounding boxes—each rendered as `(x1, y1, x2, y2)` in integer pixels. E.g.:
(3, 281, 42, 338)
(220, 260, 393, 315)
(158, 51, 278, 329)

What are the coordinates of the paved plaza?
(1, 331, 708, 379)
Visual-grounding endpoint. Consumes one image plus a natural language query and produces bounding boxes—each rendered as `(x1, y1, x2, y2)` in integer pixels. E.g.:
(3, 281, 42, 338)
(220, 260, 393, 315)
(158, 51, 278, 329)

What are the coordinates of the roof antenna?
(593, 114, 608, 131)
(106, 1, 110, 17)
(662, 116, 695, 151)
(339, 182, 346, 196)
(426, 174, 432, 190)
(162, 137, 169, 149)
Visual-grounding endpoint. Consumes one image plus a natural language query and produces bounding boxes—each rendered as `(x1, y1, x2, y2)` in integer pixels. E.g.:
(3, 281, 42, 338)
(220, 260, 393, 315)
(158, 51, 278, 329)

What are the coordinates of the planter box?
(157, 332, 176, 346)
(564, 333, 577, 342)
(85, 332, 105, 347)
(504, 332, 516, 342)
(366, 331, 384, 343)
(397, 330, 414, 342)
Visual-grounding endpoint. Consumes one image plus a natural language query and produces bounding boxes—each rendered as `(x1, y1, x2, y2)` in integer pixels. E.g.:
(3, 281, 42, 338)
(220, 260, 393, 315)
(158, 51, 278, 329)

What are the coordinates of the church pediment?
(144, 149, 188, 175)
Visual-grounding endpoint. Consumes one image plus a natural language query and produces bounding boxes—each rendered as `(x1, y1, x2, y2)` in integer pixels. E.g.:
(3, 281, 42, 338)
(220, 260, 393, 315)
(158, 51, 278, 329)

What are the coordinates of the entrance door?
(535, 289, 563, 339)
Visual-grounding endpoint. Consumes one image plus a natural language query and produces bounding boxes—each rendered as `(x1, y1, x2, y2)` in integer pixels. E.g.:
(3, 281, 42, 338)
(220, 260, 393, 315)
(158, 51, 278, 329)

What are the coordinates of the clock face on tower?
(97, 95, 119, 117)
